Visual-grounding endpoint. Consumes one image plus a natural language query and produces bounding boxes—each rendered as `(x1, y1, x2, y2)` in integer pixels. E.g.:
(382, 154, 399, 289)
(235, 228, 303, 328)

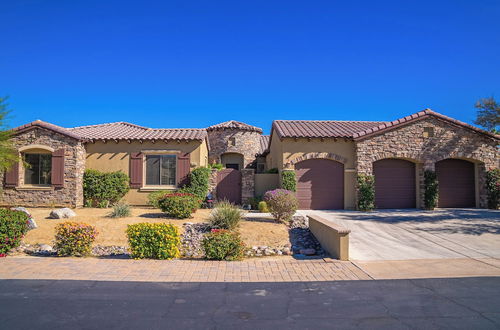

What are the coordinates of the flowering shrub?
(147, 190, 173, 208)
(263, 189, 298, 223)
(158, 193, 201, 219)
(208, 201, 243, 230)
(54, 222, 98, 256)
(486, 169, 500, 209)
(127, 223, 180, 259)
(0, 209, 30, 255)
(202, 229, 245, 261)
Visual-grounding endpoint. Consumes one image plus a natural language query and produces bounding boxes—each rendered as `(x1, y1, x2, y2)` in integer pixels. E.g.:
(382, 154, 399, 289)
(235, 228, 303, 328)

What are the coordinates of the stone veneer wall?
(0, 127, 86, 208)
(355, 117, 499, 208)
(241, 169, 255, 203)
(207, 129, 262, 168)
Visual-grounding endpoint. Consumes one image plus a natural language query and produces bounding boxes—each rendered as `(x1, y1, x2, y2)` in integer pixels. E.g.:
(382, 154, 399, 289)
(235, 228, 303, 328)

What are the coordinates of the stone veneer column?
(241, 169, 255, 203)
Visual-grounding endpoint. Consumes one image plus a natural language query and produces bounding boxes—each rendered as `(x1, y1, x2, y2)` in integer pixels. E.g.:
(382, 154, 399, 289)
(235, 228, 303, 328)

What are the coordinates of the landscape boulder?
(11, 207, 37, 230)
(49, 208, 77, 219)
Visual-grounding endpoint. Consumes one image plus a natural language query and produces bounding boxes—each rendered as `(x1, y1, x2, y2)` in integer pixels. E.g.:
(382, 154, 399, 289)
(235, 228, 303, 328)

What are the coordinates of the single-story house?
(1, 109, 498, 209)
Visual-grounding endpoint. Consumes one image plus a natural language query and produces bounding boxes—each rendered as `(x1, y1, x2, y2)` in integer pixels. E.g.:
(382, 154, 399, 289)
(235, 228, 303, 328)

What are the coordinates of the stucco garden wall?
(0, 127, 86, 207)
(355, 117, 499, 208)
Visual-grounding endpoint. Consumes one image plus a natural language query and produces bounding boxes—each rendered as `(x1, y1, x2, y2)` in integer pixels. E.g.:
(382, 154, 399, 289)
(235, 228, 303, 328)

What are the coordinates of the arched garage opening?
(436, 159, 475, 208)
(373, 159, 416, 209)
(295, 158, 344, 210)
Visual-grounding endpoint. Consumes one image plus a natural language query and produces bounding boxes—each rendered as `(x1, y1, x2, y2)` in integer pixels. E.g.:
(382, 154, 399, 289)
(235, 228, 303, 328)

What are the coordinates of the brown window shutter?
(130, 152, 143, 188)
(51, 149, 65, 188)
(176, 153, 191, 187)
(4, 157, 20, 188)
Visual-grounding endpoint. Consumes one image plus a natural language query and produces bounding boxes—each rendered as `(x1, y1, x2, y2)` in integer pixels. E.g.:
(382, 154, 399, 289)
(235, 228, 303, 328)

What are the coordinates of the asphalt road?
(1, 277, 499, 329)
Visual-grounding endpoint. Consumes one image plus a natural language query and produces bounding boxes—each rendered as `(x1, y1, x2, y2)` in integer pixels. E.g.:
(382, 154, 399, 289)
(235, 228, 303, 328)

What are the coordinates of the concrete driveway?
(299, 209, 500, 261)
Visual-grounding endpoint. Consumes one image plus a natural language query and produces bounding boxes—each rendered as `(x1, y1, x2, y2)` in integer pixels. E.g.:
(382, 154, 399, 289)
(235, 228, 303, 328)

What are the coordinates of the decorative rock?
(39, 244, 53, 252)
(282, 247, 291, 255)
(181, 223, 211, 258)
(11, 207, 30, 216)
(49, 208, 76, 219)
(27, 218, 38, 230)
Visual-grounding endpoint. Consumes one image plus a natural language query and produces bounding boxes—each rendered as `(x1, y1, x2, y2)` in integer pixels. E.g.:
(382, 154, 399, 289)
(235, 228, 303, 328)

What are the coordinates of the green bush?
(266, 168, 279, 174)
(486, 168, 500, 209)
(147, 190, 173, 208)
(83, 169, 130, 208)
(158, 193, 201, 219)
(208, 201, 244, 230)
(263, 189, 298, 222)
(424, 170, 439, 210)
(258, 201, 269, 213)
(208, 163, 224, 170)
(281, 170, 297, 192)
(54, 222, 98, 256)
(109, 202, 131, 218)
(202, 229, 245, 261)
(357, 174, 375, 211)
(0, 209, 30, 255)
(183, 167, 211, 200)
(127, 223, 180, 259)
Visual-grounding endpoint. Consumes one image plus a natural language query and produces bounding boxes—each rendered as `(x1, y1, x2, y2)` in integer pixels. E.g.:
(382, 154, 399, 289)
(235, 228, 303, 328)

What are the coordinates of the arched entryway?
(436, 159, 475, 208)
(295, 158, 344, 210)
(221, 152, 244, 170)
(373, 159, 416, 209)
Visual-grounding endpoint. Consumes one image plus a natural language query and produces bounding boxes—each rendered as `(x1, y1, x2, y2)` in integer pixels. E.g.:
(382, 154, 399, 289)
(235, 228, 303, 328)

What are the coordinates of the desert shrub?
(208, 163, 224, 170)
(0, 209, 30, 255)
(127, 223, 180, 259)
(357, 174, 375, 211)
(486, 168, 500, 209)
(183, 167, 211, 200)
(258, 201, 269, 213)
(54, 222, 98, 256)
(147, 190, 173, 208)
(83, 169, 130, 208)
(281, 170, 297, 192)
(264, 189, 298, 222)
(424, 170, 439, 210)
(158, 192, 201, 219)
(208, 201, 244, 230)
(202, 229, 245, 261)
(109, 202, 131, 218)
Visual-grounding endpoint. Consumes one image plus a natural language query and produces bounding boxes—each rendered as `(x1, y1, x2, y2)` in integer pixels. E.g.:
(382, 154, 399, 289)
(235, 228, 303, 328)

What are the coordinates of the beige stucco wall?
(254, 173, 280, 197)
(85, 139, 208, 205)
(266, 133, 357, 209)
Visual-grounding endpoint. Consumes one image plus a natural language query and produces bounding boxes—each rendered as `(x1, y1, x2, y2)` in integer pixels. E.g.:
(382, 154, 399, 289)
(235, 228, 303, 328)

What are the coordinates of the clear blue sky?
(1, 0, 499, 134)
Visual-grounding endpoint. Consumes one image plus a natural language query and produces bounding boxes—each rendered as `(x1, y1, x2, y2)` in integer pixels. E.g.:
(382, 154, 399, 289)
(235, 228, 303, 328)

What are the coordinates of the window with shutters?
(23, 153, 52, 185)
(145, 154, 176, 186)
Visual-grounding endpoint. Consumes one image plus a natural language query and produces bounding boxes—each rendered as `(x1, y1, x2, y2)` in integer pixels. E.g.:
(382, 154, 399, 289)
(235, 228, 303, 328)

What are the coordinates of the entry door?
(216, 168, 242, 204)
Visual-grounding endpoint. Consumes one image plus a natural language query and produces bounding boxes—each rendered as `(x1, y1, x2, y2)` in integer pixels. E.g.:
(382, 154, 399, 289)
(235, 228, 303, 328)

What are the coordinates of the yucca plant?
(208, 201, 244, 230)
(109, 202, 131, 218)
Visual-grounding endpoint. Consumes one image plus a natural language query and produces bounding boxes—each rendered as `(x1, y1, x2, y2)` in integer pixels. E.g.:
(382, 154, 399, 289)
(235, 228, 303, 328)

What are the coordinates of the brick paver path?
(0, 256, 371, 282)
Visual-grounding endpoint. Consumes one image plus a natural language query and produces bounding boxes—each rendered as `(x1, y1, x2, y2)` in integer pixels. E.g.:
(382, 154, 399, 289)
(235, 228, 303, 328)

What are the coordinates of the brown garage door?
(295, 159, 344, 210)
(436, 159, 475, 208)
(374, 159, 416, 209)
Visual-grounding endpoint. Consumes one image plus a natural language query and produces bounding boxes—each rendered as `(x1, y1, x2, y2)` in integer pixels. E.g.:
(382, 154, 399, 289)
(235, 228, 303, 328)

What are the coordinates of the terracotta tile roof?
(272, 120, 386, 139)
(352, 109, 500, 140)
(258, 135, 270, 155)
(68, 122, 207, 141)
(207, 120, 263, 133)
(12, 120, 84, 140)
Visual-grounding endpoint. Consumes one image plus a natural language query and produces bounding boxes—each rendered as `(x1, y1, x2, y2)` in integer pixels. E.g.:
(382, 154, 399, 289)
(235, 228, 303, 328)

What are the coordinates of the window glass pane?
(161, 155, 176, 186)
(24, 153, 52, 185)
(146, 155, 160, 185)
(24, 154, 39, 184)
(40, 154, 52, 185)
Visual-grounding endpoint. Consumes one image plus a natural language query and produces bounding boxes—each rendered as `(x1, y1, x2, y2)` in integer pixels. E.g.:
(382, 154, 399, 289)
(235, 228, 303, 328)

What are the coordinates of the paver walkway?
(0, 256, 371, 282)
